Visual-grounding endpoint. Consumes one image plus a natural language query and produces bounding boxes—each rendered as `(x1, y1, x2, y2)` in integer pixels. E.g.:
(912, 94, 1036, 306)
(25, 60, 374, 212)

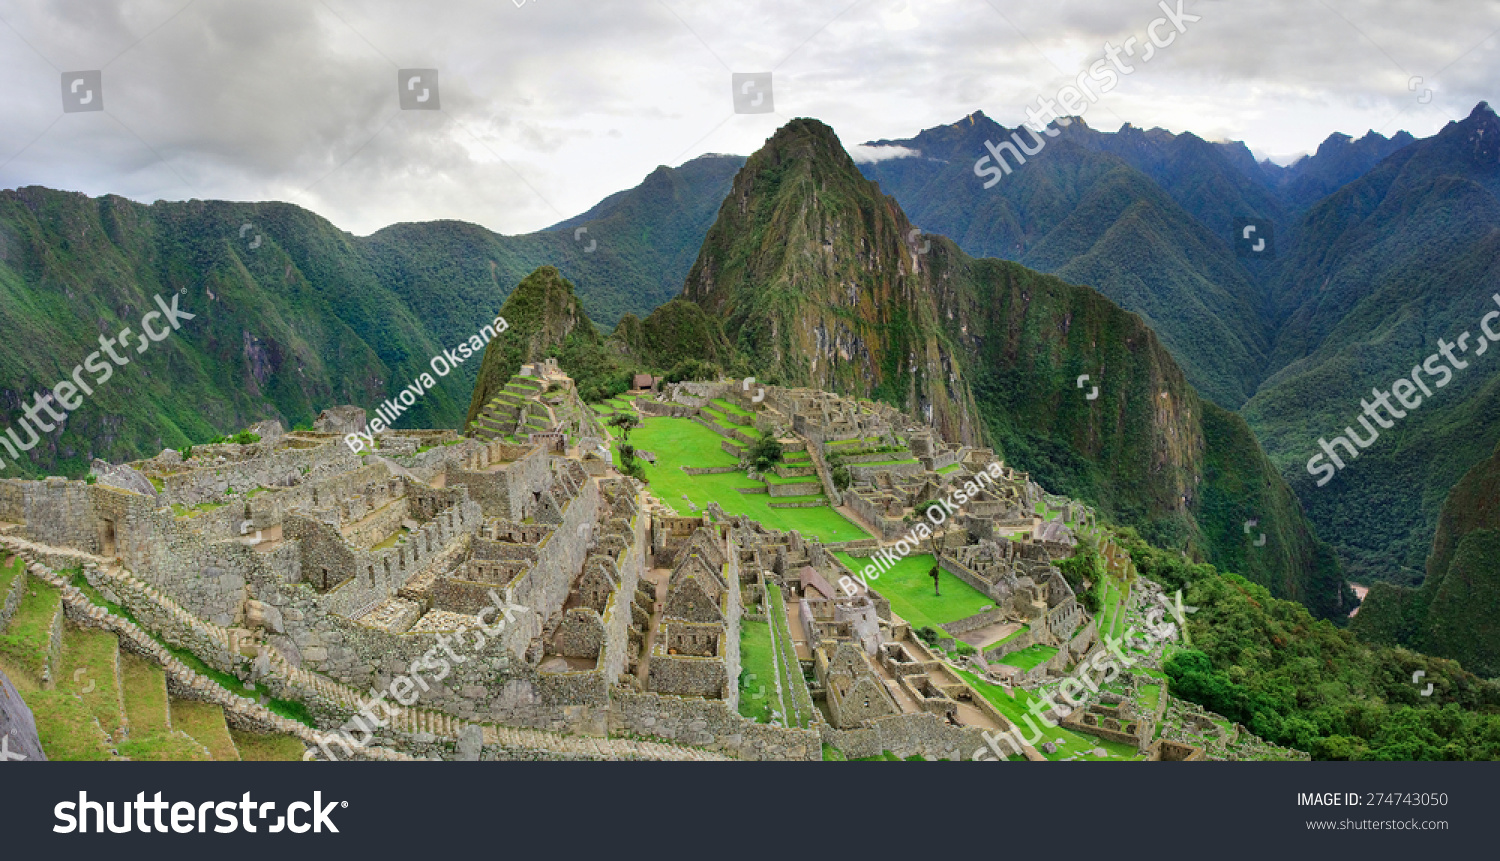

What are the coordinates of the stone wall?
(822, 711, 992, 760)
(939, 606, 1007, 637)
(444, 444, 549, 520)
(610, 688, 821, 760)
(160, 442, 360, 506)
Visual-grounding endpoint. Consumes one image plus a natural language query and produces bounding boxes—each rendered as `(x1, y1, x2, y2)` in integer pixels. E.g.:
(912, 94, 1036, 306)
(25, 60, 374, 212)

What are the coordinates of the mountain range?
(4, 103, 1498, 638)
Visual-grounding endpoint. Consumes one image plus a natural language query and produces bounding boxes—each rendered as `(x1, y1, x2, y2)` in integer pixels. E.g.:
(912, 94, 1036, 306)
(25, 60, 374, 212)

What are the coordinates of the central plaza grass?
(613, 417, 865, 542)
(832, 552, 992, 629)
(955, 669, 1143, 761)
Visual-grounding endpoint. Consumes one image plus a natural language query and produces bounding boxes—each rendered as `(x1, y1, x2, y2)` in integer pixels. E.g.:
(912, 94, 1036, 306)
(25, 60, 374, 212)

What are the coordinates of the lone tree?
(929, 565, 941, 597)
(748, 435, 784, 472)
(608, 412, 639, 439)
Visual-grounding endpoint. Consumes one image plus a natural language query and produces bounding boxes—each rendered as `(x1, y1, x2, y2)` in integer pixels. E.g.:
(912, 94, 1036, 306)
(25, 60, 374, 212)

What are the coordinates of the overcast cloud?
(0, 0, 1496, 235)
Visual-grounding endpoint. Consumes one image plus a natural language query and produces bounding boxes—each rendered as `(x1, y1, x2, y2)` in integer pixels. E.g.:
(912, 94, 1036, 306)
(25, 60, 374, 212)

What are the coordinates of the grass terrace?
(956, 669, 1144, 761)
(832, 552, 991, 629)
(738, 619, 781, 724)
(711, 398, 754, 417)
(0, 577, 61, 682)
(997, 644, 1058, 671)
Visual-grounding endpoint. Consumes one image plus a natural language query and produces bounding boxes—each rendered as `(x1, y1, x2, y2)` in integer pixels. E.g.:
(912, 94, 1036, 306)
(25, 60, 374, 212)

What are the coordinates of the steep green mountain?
(857, 113, 1271, 408)
(0, 156, 739, 475)
(0, 188, 461, 475)
(1263, 129, 1418, 213)
(1056, 120, 1288, 241)
(667, 118, 1348, 617)
(681, 119, 985, 447)
(1242, 102, 1500, 584)
(1353, 439, 1500, 675)
(463, 266, 628, 424)
(1126, 532, 1500, 760)
(365, 153, 742, 329)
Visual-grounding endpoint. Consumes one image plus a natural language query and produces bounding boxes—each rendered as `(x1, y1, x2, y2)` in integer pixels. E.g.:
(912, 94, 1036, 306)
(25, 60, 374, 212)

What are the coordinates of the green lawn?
(121, 651, 170, 736)
(230, 729, 308, 761)
(955, 669, 1144, 761)
(763, 472, 821, 486)
(1094, 576, 1130, 641)
(615, 417, 865, 542)
(833, 552, 992, 629)
(737, 619, 782, 724)
(998, 644, 1058, 671)
(765, 584, 812, 729)
(170, 699, 241, 760)
(711, 398, 754, 417)
(0, 555, 22, 598)
(28, 689, 114, 760)
(0, 578, 60, 683)
(60, 624, 126, 738)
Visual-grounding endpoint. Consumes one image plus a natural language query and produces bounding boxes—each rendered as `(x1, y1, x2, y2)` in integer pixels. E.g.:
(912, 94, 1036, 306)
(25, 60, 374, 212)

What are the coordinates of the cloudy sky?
(0, 0, 1496, 236)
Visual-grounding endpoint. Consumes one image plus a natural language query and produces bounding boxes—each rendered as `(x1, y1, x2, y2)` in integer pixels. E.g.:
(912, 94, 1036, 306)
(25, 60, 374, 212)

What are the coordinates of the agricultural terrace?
(956, 669, 1144, 761)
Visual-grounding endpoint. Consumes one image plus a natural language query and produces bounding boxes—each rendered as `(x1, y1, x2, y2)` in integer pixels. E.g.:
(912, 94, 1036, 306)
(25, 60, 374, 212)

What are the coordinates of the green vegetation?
(1124, 531, 1500, 760)
(955, 669, 1141, 761)
(764, 583, 812, 729)
(27, 690, 114, 760)
(119, 730, 214, 762)
(121, 651, 171, 737)
(0, 578, 60, 682)
(738, 620, 780, 724)
(67, 572, 315, 727)
(748, 435, 784, 472)
(230, 729, 309, 761)
(59, 624, 126, 738)
(1354, 439, 1500, 675)
(997, 644, 1058, 671)
(1241, 108, 1500, 584)
(832, 552, 990, 629)
(612, 417, 864, 541)
(170, 699, 241, 761)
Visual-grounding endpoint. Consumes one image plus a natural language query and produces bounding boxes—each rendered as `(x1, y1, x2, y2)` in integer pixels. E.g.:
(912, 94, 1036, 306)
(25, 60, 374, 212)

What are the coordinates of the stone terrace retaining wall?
(12, 554, 413, 760)
(823, 711, 992, 761)
(939, 606, 1006, 637)
(610, 689, 821, 761)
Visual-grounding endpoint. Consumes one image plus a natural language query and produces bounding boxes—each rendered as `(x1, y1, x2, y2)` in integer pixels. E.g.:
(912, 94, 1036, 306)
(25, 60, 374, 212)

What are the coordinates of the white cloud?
(848, 143, 920, 163)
